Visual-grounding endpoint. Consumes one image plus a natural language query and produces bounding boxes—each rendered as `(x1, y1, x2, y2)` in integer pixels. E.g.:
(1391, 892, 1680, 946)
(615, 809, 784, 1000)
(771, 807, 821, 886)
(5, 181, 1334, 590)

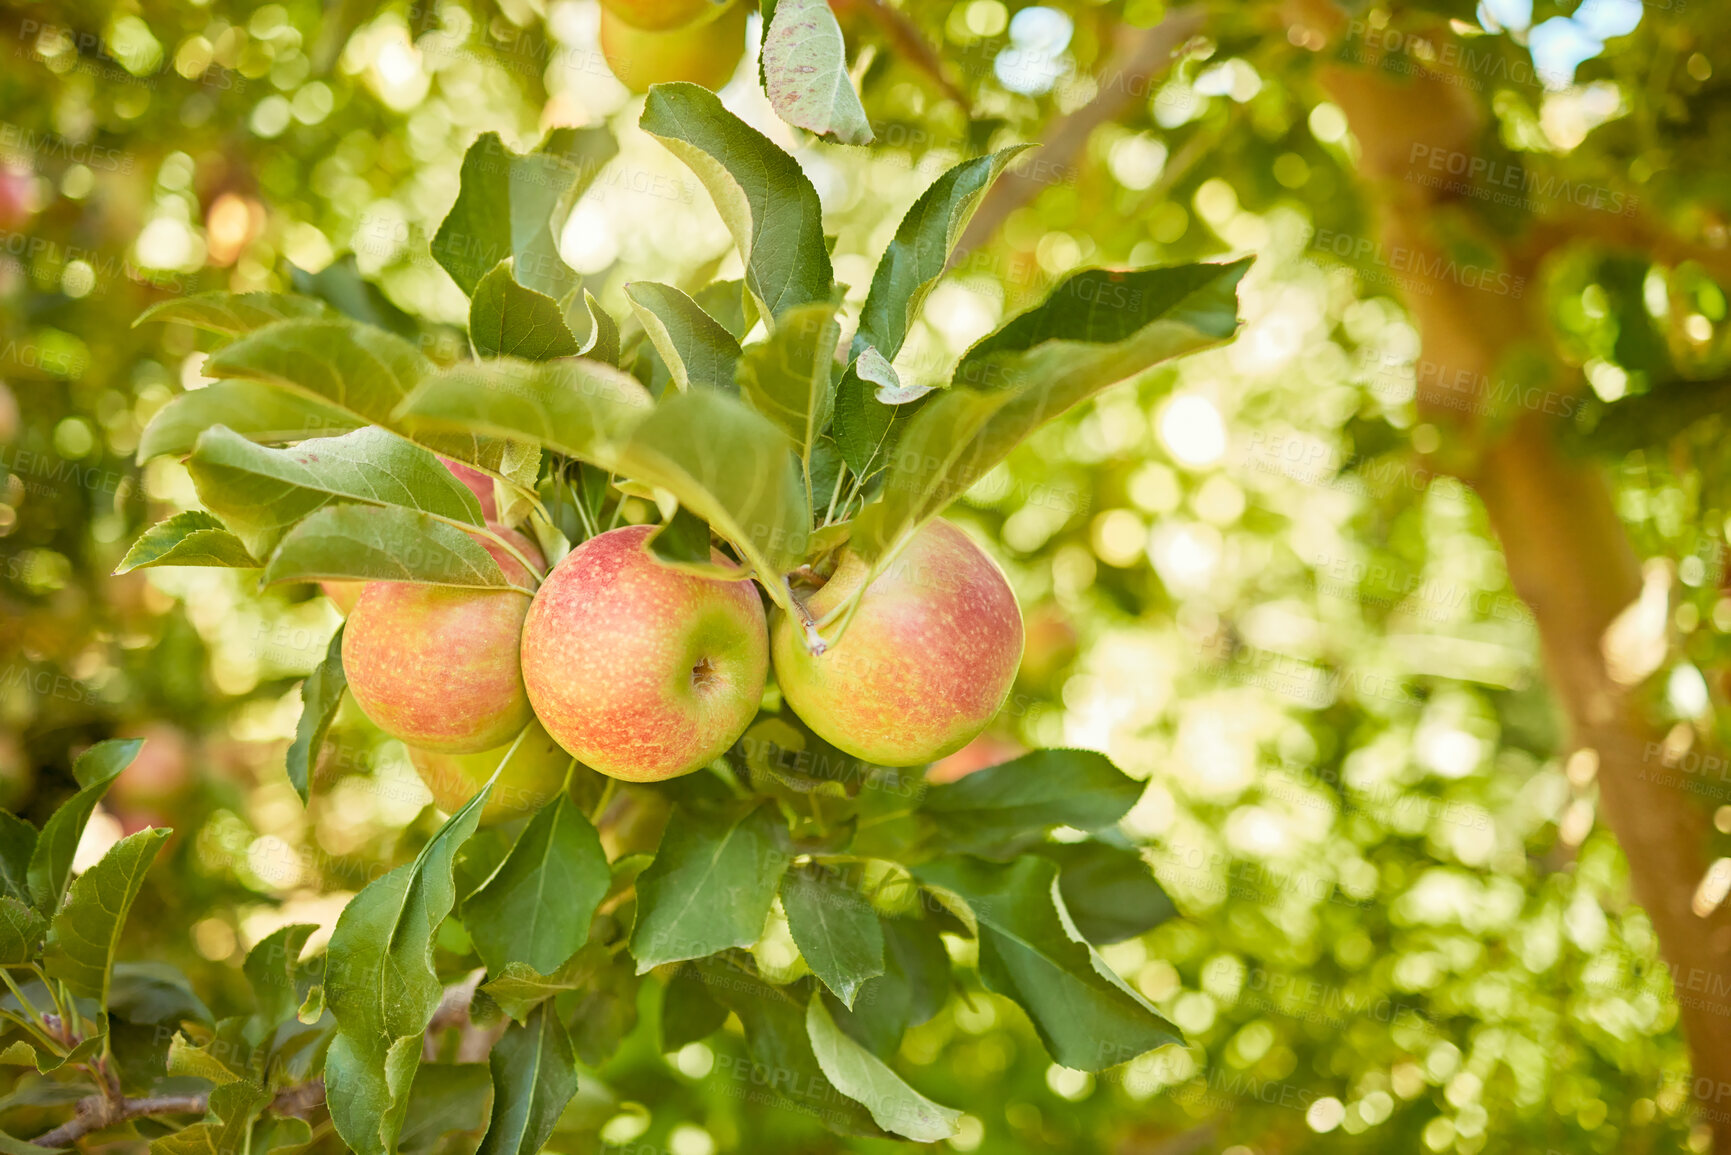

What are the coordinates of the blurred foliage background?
(3, 0, 1730, 1151)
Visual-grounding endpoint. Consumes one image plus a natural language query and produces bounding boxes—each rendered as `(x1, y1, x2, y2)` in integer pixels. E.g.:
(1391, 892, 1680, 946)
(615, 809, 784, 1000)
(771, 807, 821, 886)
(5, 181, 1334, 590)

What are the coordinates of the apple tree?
(1, 28, 1247, 1149)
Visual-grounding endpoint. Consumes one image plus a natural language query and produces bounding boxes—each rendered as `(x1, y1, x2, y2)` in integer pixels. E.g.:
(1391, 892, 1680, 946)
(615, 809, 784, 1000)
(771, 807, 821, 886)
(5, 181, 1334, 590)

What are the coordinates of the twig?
(32, 970, 485, 1147)
(840, 0, 970, 109)
(951, 7, 1207, 262)
(31, 1094, 210, 1147)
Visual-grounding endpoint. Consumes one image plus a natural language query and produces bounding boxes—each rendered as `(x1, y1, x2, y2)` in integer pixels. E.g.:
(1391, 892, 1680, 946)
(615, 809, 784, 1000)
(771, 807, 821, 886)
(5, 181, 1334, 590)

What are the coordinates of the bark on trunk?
(1321, 50, 1731, 1148)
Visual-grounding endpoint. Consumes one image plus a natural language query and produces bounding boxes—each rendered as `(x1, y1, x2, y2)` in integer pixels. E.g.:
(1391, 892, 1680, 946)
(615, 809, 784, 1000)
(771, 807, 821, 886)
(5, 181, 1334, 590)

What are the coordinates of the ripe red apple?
(407, 720, 571, 826)
(771, 519, 1024, 767)
(601, 0, 732, 31)
(599, 0, 746, 93)
(438, 456, 498, 521)
(342, 527, 542, 754)
(520, 524, 768, 782)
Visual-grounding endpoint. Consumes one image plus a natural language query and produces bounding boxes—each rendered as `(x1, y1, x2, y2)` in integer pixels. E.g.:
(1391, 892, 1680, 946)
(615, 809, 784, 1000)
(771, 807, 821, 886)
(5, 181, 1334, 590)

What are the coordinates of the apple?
(342, 527, 542, 754)
(927, 732, 1026, 784)
(407, 720, 571, 826)
(600, 0, 733, 31)
(519, 524, 768, 782)
(438, 456, 498, 521)
(771, 519, 1024, 767)
(599, 0, 746, 94)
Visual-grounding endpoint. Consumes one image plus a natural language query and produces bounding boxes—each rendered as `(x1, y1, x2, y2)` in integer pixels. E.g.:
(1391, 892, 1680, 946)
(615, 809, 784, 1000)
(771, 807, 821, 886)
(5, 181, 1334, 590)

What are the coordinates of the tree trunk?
(1321, 51, 1731, 1149)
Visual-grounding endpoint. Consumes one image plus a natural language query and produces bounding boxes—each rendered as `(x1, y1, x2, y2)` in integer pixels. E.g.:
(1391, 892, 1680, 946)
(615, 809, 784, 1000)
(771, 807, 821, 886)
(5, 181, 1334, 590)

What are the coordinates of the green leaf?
(0, 898, 44, 966)
(832, 148, 1027, 478)
(0, 813, 39, 906)
(629, 803, 789, 972)
(200, 317, 523, 481)
(189, 425, 486, 558)
(762, 0, 874, 145)
(260, 504, 515, 590)
(735, 300, 842, 473)
(166, 1031, 244, 1084)
(854, 259, 1249, 559)
(115, 511, 260, 574)
(782, 867, 883, 1008)
(644, 506, 736, 580)
(136, 380, 360, 462)
(855, 149, 1031, 364)
(959, 261, 1249, 383)
(432, 132, 587, 300)
(476, 1003, 579, 1155)
(42, 827, 172, 1007)
(828, 914, 951, 1056)
(1039, 840, 1177, 945)
(399, 1063, 493, 1154)
(481, 945, 608, 1024)
(205, 318, 432, 427)
(109, 962, 213, 1027)
(919, 748, 1142, 856)
(806, 994, 959, 1141)
(243, 923, 317, 1027)
(285, 626, 346, 804)
(693, 278, 752, 341)
(134, 290, 333, 337)
(395, 358, 654, 465)
(915, 855, 1180, 1071)
(324, 783, 493, 1155)
(611, 389, 811, 587)
(694, 961, 882, 1136)
(27, 738, 141, 913)
(464, 794, 608, 976)
(640, 84, 834, 320)
(470, 261, 580, 360)
(659, 964, 729, 1050)
(625, 281, 742, 393)
(571, 290, 621, 367)
(563, 949, 640, 1065)
(291, 253, 420, 339)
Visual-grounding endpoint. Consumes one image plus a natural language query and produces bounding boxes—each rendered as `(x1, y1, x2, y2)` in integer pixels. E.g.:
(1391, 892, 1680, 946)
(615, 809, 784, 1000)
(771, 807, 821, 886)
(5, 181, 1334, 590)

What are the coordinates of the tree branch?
(32, 1094, 210, 1148)
(951, 7, 1206, 262)
(31, 971, 491, 1149)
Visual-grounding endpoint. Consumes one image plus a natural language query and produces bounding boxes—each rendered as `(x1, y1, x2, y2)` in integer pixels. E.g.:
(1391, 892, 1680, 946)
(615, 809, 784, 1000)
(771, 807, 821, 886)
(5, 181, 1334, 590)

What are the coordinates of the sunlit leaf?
(915, 856, 1180, 1071)
(116, 511, 260, 574)
(762, 0, 874, 145)
(630, 803, 789, 971)
(470, 261, 580, 360)
(43, 828, 172, 1007)
(806, 994, 960, 1141)
(641, 84, 834, 319)
(260, 504, 514, 590)
(625, 281, 742, 393)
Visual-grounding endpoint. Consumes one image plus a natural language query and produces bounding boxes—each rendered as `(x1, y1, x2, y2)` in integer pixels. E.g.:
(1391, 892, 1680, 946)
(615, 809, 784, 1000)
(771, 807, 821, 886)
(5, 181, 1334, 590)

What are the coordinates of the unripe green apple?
(771, 519, 1024, 767)
(342, 528, 542, 754)
(599, 0, 746, 94)
(520, 524, 768, 782)
(407, 720, 571, 826)
(600, 0, 733, 31)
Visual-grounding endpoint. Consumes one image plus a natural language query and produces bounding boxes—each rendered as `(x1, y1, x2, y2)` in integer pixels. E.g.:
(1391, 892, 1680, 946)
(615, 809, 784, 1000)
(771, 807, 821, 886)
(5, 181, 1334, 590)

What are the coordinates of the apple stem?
(786, 580, 829, 656)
